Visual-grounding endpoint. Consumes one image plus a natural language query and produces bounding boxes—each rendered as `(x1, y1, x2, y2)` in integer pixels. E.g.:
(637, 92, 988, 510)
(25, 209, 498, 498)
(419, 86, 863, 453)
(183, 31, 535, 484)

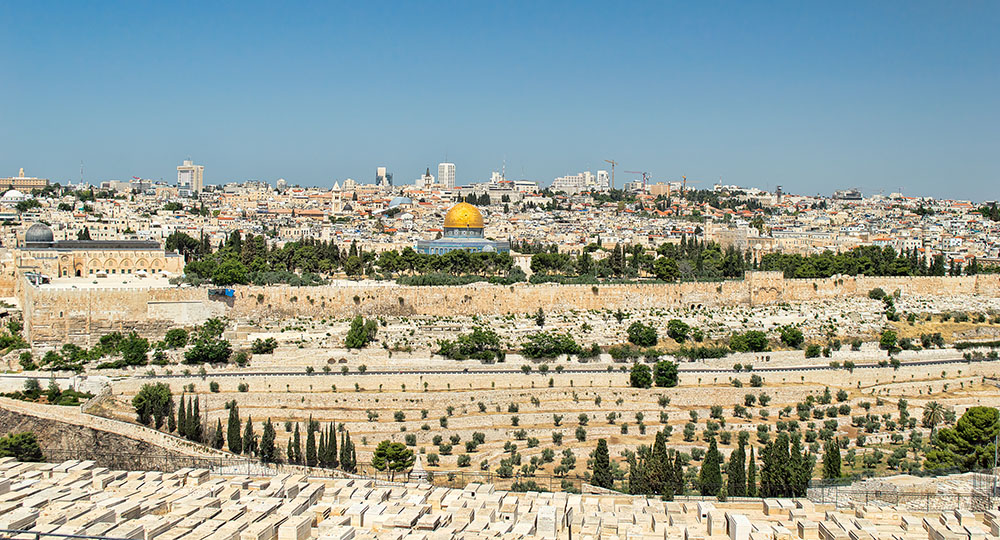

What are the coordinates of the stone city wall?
(21, 272, 1000, 345)
(216, 273, 1000, 320)
(22, 278, 225, 347)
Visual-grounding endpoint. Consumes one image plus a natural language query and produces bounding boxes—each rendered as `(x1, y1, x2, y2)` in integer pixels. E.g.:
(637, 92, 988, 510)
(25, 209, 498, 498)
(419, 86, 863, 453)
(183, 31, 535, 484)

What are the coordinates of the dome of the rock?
(443, 202, 484, 229)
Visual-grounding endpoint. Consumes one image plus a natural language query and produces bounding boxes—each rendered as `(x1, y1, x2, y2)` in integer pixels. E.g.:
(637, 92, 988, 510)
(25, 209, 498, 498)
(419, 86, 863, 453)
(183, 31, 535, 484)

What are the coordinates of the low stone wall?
(108, 355, 1000, 399)
(0, 397, 227, 459)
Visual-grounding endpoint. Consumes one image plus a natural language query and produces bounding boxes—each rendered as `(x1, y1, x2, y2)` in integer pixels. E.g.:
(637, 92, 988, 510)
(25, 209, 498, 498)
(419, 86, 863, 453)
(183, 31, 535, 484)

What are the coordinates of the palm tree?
(923, 401, 945, 432)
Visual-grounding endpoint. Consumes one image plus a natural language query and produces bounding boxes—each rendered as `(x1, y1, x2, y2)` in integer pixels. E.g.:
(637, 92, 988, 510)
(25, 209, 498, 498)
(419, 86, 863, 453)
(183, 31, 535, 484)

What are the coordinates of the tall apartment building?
(596, 170, 610, 191)
(176, 159, 204, 196)
(551, 171, 596, 195)
(376, 166, 393, 186)
(438, 162, 455, 190)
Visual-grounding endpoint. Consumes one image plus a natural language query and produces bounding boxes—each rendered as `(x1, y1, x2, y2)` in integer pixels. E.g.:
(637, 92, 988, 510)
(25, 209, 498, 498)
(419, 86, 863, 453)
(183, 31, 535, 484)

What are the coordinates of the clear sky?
(1, 1, 997, 200)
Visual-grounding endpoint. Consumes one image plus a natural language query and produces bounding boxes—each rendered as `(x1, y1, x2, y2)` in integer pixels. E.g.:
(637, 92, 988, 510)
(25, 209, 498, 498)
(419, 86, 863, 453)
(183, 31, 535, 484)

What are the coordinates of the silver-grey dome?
(25, 223, 54, 244)
(388, 196, 412, 208)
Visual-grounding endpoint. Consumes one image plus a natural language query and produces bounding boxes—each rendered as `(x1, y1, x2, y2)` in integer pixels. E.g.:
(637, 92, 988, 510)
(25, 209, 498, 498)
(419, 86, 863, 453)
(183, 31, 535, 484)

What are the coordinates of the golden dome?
(443, 202, 484, 229)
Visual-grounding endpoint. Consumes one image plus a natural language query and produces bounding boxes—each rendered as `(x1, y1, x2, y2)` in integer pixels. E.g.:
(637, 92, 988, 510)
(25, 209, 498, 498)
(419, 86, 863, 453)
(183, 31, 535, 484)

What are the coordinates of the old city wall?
(22, 278, 226, 347)
(225, 273, 1000, 320)
(227, 279, 753, 320)
(21, 273, 1000, 345)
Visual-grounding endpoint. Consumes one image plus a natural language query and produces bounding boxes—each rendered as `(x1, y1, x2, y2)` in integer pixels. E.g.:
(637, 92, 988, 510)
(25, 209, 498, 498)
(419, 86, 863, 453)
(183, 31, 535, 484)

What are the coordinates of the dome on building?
(443, 202, 484, 229)
(388, 196, 412, 208)
(2, 189, 26, 202)
(25, 223, 54, 244)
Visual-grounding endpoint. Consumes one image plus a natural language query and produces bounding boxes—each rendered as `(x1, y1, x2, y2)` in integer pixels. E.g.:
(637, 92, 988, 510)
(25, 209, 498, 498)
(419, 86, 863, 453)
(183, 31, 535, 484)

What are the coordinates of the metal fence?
(360, 466, 586, 493)
(806, 469, 1000, 511)
(808, 485, 995, 512)
(37, 448, 590, 492)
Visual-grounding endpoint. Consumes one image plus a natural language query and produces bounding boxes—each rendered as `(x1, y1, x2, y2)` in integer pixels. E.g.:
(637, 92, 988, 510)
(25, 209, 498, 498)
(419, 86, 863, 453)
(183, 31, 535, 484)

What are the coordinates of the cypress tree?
(306, 417, 317, 467)
(727, 439, 747, 497)
(788, 435, 804, 497)
(592, 439, 613, 489)
(672, 450, 685, 496)
(339, 431, 348, 470)
(227, 403, 242, 454)
(167, 403, 176, 433)
(318, 430, 326, 467)
(699, 437, 723, 496)
(183, 397, 192, 439)
(661, 449, 675, 498)
(260, 418, 276, 462)
(177, 395, 186, 437)
(790, 435, 812, 497)
(650, 430, 668, 495)
(627, 447, 649, 495)
(287, 438, 295, 465)
(759, 439, 775, 497)
(213, 419, 224, 449)
(340, 431, 356, 472)
(760, 433, 790, 497)
(329, 424, 339, 469)
(292, 424, 302, 465)
(822, 437, 842, 479)
(184, 396, 194, 439)
(191, 396, 202, 442)
(747, 447, 758, 497)
(243, 416, 256, 456)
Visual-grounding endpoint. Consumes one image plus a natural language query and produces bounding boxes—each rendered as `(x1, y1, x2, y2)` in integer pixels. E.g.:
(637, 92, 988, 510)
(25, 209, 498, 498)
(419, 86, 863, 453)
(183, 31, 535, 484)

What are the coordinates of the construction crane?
(624, 171, 651, 193)
(603, 159, 618, 190)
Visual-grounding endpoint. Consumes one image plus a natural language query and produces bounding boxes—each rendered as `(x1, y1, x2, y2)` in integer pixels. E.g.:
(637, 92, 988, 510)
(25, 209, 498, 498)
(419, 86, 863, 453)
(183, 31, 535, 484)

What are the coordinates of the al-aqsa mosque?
(415, 202, 510, 255)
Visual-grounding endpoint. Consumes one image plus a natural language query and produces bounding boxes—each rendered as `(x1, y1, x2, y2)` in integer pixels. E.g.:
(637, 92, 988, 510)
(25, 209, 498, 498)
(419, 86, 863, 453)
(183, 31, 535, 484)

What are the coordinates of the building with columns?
(9, 223, 183, 279)
(0, 168, 49, 191)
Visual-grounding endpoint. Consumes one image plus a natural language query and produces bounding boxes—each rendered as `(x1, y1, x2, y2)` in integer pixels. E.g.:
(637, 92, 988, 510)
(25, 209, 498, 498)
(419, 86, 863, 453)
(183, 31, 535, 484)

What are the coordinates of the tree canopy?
(925, 406, 999, 471)
(371, 440, 414, 480)
(0, 432, 43, 462)
(132, 383, 172, 428)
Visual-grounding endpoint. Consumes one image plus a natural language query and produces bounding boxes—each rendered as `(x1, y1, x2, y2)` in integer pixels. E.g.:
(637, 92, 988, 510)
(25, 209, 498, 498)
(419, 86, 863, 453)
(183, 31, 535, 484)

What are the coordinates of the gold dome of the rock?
(443, 202, 484, 229)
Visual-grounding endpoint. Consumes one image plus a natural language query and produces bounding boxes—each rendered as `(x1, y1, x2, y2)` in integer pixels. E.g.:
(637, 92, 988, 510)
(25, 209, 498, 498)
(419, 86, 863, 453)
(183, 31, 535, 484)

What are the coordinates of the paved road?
(140, 355, 981, 378)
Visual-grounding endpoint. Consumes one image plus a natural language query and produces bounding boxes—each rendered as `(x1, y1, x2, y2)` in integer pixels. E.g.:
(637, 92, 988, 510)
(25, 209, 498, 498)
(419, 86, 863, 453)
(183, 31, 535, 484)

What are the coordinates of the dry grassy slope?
(892, 320, 1000, 341)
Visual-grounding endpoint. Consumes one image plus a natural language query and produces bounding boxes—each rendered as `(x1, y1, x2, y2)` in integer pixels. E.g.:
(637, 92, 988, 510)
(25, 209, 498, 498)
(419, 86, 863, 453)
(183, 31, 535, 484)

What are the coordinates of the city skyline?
(1, 1, 997, 200)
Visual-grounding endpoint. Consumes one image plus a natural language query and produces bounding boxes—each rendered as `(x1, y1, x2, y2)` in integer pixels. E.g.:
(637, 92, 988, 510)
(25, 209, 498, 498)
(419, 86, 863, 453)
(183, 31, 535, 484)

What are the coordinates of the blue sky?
(1, 1, 997, 200)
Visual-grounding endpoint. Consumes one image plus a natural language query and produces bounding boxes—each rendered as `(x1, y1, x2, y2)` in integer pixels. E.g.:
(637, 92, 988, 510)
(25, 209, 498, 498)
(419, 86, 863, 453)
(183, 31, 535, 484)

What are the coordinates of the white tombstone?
(727, 513, 752, 540)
